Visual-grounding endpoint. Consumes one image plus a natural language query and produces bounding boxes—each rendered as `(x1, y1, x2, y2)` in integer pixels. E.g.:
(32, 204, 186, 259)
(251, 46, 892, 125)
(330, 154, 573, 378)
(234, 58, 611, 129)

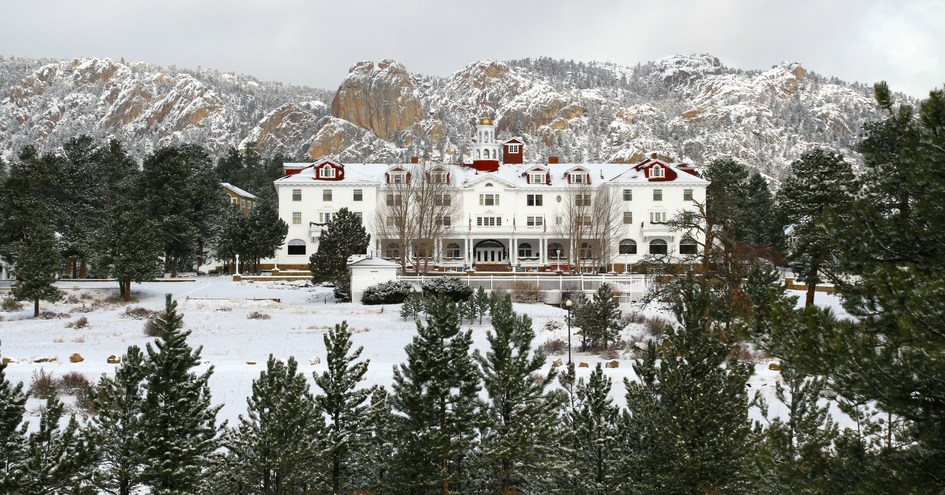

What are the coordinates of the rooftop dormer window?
(569, 172, 589, 184)
(650, 165, 664, 179)
(507, 144, 520, 154)
(321, 164, 336, 178)
(529, 172, 546, 184)
(430, 171, 448, 184)
(389, 171, 407, 184)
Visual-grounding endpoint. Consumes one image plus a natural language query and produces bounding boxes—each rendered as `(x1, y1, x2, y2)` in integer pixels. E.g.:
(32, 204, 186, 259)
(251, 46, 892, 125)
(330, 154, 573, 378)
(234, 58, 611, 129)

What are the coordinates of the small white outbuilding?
(348, 256, 400, 303)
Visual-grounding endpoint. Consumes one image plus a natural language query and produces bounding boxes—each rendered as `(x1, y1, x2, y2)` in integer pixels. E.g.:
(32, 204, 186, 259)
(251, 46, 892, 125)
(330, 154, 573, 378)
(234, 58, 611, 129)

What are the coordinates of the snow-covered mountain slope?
(0, 54, 894, 178)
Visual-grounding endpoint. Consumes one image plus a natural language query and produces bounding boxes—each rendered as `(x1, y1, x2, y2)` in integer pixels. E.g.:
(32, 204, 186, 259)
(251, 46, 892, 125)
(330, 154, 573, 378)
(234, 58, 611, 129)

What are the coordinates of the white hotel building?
(272, 116, 708, 273)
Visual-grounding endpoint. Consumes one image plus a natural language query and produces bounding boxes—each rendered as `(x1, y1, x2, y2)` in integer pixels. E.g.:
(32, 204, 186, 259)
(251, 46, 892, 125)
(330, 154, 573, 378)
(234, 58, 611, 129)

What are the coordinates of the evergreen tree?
(751, 363, 841, 494)
(0, 146, 59, 265)
(309, 208, 370, 299)
(822, 82, 945, 490)
(475, 295, 564, 494)
(88, 346, 147, 495)
(742, 171, 784, 252)
(474, 286, 490, 324)
(313, 321, 372, 494)
(215, 206, 248, 275)
(20, 391, 95, 493)
(620, 272, 754, 494)
(10, 227, 63, 317)
(110, 208, 164, 301)
(0, 343, 28, 491)
(388, 296, 482, 494)
(564, 363, 619, 494)
(242, 199, 288, 275)
(572, 283, 623, 350)
(776, 147, 856, 307)
(224, 355, 321, 494)
(140, 295, 221, 493)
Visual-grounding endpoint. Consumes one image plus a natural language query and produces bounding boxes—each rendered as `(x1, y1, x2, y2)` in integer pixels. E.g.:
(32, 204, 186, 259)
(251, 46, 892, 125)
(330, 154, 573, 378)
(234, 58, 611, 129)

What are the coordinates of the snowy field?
(0, 276, 845, 426)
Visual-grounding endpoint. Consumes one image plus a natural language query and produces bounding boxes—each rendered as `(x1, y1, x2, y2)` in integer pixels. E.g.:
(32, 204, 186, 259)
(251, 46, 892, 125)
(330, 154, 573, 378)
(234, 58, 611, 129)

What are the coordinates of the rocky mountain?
(0, 54, 894, 179)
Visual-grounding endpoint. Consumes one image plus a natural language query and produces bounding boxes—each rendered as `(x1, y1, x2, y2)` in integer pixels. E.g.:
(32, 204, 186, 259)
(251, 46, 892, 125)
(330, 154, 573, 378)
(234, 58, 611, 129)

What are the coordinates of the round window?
(556, 195, 562, 203)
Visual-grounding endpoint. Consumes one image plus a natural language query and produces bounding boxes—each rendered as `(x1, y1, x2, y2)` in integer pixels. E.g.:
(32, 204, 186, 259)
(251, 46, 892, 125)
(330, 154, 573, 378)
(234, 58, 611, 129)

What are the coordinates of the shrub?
(38, 311, 70, 319)
(644, 316, 671, 337)
(30, 369, 58, 399)
(66, 316, 89, 329)
(123, 306, 159, 320)
(247, 311, 271, 320)
(541, 338, 568, 354)
(142, 311, 168, 337)
(1, 296, 24, 312)
(58, 371, 91, 395)
(421, 277, 473, 302)
(510, 281, 540, 303)
(362, 280, 413, 305)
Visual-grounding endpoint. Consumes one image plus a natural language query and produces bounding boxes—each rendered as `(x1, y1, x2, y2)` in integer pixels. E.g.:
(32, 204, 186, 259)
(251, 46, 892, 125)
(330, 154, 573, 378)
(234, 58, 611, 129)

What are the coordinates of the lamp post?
(565, 299, 573, 365)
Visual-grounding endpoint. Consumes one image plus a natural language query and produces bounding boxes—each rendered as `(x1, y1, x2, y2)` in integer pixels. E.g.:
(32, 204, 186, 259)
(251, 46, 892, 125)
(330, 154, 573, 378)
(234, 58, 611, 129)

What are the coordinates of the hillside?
(0, 54, 892, 179)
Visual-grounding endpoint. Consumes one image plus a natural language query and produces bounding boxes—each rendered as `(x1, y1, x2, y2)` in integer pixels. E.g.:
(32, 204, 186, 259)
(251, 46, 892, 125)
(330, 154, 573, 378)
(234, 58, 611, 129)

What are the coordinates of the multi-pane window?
(321, 165, 336, 178)
(386, 194, 403, 206)
(353, 189, 363, 201)
(683, 189, 693, 201)
(479, 194, 500, 206)
(434, 194, 451, 206)
(387, 216, 403, 227)
(508, 144, 520, 153)
(518, 242, 533, 258)
(650, 166, 664, 178)
(649, 211, 667, 223)
(318, 212, 335, 223)
(576, 215, 593, 226)
(437, 215, 451, 226)
(649, 239, 668, 255)
(323, 190, 332, 201)
(292, 189, 302, 201)
(292, 212, 301, 225)
(619, 239, 637, 254)
(570, 172, 588, 184)
(679, 240, 698, 255)
(390, 172, 406, 183)
(445, 243, 461, 258)
(653, 189, 663, 201)
(476, 216, 502, 227)
(527, 194, 543, 206)
(623, 189, 633, 201)
(623, 212, 633, 224)
(529, 172, 545, 184)
(575, 194, 591, 207)
(353, 212, 363, 223)
(287, 239, 306, 255)
(430, 171, 448, 183)
(526, 216, 544, 227)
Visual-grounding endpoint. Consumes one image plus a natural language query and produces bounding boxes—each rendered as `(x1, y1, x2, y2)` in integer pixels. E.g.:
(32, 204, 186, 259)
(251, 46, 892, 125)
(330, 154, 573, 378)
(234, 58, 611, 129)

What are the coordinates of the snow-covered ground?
(0, 276, 846, 426)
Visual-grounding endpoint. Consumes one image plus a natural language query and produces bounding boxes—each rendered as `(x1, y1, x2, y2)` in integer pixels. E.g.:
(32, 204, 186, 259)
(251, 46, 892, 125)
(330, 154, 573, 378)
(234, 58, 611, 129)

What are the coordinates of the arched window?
(446, 243, 461, 259)
(518, 242, 533, 259)
(287, 239, 307, 255)
(579, 242, 593, 259)
(650, 165, 664, 178)
(679, 239, 698, 255)
(476, 149, 481, 159)
(492, 149, 497, 159)
(548, 242, 564, 261)
(619, 239, 637, 255)
(384, 243, 400, 259)
(649, 239, 668, 255)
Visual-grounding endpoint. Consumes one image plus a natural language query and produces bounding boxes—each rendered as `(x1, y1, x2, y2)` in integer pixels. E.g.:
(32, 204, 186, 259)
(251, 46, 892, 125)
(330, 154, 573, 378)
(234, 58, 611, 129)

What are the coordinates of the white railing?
(398, 273, 650, 302)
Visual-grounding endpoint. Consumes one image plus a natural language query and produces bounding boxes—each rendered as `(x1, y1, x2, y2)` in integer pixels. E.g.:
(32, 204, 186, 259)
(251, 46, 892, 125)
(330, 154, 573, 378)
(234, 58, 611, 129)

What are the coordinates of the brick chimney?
(548, 156, 559, 164)
(410, 156, 419, 164)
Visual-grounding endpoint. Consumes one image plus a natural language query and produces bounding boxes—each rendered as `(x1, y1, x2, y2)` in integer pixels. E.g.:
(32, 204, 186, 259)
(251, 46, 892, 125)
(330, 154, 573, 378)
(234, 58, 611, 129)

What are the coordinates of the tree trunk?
(34, 298, 40, 317)
(805, 260, 818, 308)
(171, 258, 178, 278)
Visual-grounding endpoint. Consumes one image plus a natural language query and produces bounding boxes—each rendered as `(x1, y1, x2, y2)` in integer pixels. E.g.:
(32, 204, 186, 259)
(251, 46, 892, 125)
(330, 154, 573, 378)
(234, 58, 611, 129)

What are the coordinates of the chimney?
(410, 156, 419, 164)
(650, 152, 658, 159)
(548, 156, 559, 164)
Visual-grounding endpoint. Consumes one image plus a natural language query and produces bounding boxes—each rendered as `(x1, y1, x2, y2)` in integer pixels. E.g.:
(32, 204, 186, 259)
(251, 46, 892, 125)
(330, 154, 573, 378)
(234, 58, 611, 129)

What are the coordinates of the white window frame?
(292, 212, 301, 225)
(527, 194, 543, 206)
(479, 193, 500, 206)
(653, 189, 663, 201)
(650, 166, 664, 179)
(529, 172, 545, 184)
(292, 189, 302, 201)
(353, 189, 363, 201)
(526, 216, 544, 227)
(321, 165, 336, 178)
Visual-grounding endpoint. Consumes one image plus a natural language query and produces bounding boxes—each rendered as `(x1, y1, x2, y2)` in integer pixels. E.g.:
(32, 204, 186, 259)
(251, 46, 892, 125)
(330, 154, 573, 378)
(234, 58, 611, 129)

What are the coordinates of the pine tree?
(310, 208, 370, 299)
(224, 355, 321, 494)
(110, 208, 164, 301)
(475, 295, 564, 494)
(776, 147, 856, 307)
(20, 391, 95, 493)
(88, 345, 148, 495)
(140, 294, 221, 493)
(242, 199, 288, 275)
(474, 286, 490, 324)
(572, 283, 623, 350)
(314, 321, 372, 494)
(10, 227, 63, 317)
(564, 363, 619, 494)
(0, 343, 28, 491)
(388, 296, 482, 494)
(620, 272, 754, 494)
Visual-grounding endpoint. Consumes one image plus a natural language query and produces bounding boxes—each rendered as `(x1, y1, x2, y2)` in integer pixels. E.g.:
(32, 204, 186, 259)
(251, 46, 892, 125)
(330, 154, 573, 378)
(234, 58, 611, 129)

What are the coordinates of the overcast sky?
(2, 0, 943, 98)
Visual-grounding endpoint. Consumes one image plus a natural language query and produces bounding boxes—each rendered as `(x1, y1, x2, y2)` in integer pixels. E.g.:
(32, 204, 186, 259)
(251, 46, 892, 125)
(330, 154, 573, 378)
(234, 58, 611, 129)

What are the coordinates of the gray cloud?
(2, 0, 942, 98)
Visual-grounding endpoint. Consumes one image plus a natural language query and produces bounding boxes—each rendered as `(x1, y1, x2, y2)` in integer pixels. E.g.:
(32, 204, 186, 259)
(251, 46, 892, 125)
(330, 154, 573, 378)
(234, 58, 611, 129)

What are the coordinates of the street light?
(564, 299, 573, 365)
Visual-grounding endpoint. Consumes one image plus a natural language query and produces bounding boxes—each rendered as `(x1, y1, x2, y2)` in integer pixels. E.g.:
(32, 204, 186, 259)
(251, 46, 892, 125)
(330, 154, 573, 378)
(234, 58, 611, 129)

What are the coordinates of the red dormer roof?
(523, 165, 551, 185)
(633, 158, 677, 182)
(314, 159, 345, 181)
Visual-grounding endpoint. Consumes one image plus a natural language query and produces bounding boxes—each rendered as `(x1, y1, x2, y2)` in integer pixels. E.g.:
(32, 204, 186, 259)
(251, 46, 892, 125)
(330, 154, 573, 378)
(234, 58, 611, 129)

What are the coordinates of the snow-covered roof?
(348, 255, 400, 268)
(222, 182, 259, 199)
(275, 159, 707, 188)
